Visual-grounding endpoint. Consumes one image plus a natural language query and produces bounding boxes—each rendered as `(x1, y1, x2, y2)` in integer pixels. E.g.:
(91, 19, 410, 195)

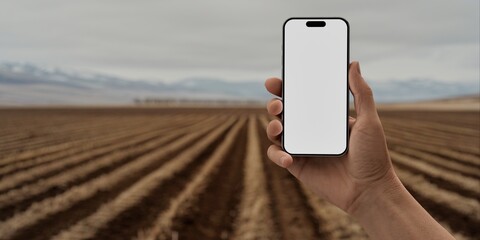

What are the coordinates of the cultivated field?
(0, 107, 478, 240)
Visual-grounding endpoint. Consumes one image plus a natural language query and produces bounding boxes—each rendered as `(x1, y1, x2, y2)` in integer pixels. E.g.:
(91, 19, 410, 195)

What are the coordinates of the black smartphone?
(282, 17, 349, 156)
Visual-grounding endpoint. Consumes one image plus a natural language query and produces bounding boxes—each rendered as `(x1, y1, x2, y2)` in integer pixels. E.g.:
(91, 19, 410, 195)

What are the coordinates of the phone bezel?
(281, 17, 350, 157)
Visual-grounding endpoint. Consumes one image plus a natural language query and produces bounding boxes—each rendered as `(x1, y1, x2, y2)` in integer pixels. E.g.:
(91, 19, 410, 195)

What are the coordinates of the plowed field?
(0, 107, 478, 240)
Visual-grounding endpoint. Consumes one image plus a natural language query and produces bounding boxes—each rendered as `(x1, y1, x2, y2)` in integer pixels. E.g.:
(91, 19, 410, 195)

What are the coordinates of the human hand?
(265, 61, 401, 214)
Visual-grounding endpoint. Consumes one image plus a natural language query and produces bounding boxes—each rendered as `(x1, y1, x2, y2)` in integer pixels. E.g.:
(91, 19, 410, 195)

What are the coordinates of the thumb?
(349, 61, 377, 118)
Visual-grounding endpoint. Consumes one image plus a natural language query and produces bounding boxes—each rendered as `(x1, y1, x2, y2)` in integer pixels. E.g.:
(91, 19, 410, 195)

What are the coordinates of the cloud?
(0, 0, 478, 83)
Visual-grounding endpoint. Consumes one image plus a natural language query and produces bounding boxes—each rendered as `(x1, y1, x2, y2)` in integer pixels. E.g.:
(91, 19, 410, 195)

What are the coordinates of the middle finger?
(266, 119, 282, 144)
(267, 99, 283, 117)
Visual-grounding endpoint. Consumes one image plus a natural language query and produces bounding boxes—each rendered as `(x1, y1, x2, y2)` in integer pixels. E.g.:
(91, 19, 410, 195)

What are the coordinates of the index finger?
(265, 77, 282, 97)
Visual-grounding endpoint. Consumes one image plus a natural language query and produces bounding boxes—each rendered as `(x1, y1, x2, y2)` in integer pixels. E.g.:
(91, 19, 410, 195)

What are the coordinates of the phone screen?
(283, 18, 349, 156)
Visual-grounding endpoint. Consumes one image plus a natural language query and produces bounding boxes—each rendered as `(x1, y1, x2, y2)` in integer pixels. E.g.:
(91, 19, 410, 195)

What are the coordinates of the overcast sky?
(0, 0, 478, 84)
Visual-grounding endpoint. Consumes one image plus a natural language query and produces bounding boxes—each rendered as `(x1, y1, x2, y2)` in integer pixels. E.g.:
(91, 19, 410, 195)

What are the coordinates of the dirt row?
(0, 117, 234, 239)
(0, 116, 221, 221)
(0, 117, 145, 155)
(391, 151, 479, 199)
(0, 115, 210, 192)
(0, 116, 188, 176)
(379, 111, 480, 130)
(386, 135, 480, 167)
(0, 108, 478, 240)
(389, 145, 480, 179)
(383, 126, 479, 156)
(147, 118, 248, 240)
(0, 115, 192, 167)
(51, 118, 244, 240)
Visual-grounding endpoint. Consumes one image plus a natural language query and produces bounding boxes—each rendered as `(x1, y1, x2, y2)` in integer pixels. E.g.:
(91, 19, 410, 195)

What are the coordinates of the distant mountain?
(0, 62, 270, 105)
(370, 79, 479, 103)
(0, 62, 478, 105)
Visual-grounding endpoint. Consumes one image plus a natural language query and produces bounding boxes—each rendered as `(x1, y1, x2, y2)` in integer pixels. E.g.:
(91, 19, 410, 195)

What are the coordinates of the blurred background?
(1, 0, 478, 105)
(0, 1, 478, 240)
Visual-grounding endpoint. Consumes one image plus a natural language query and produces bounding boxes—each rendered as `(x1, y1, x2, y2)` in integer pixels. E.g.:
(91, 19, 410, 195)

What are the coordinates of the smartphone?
(282, 17, 349, 156)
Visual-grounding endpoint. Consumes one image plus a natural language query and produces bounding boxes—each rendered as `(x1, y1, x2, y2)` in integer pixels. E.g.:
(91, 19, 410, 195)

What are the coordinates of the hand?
(265, 61, 399, 213)
(265, 61, 456, 240)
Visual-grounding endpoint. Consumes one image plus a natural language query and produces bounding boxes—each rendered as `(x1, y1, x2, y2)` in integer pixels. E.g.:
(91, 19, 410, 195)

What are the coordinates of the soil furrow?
(0, 116, 170, 165)
(231, 116, 278, 240)
(391, 151, 480, 200)
(0, 117, 215, 220)
(0, 118, 139, 155)
(52, 118, 240, 240)
(257, 116, 324, 240)
(0, 118, 233, 240)
(396, 167, 480, 220)
(386, 136, 480, 168)
(390, 145, 480, 179)
(406, 186, 480, 237)
(0, 115, 199, 177)
(0, 117, 206, 194)
(384, 128, 480, 156)
(382, 119, 479, 141)
(157, 119, 247, 240)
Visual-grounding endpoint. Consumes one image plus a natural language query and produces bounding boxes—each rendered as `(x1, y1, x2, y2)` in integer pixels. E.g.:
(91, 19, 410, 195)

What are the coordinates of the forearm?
(348, 170, 455, 240)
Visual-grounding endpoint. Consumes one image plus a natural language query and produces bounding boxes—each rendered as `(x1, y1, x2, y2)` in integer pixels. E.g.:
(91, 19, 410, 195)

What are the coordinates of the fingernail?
(276, 123, 283, 135)
(357, 62, 362, 75)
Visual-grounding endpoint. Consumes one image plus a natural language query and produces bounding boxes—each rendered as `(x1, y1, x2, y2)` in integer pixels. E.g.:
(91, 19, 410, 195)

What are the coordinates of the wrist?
(346, 168, 456, 240)
(347, 168, 406, 219)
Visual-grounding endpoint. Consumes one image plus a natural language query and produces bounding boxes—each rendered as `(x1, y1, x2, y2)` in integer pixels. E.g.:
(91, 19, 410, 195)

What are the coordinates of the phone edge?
(281, 17, 350, 157)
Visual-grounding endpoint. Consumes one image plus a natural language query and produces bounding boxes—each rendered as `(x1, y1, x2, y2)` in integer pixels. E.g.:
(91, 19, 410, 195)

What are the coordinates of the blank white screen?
(283, 18, 348, 155)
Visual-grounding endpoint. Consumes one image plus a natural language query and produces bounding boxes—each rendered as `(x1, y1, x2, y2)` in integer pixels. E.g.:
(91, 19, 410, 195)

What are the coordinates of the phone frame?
(281, 17, 350, 157)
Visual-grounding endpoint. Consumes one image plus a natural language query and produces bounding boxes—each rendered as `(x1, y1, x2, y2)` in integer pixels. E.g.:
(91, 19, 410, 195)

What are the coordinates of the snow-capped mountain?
(0, 62, 478, 105)
(371, 79, 479, 103)
(0, 62, 270, 105)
